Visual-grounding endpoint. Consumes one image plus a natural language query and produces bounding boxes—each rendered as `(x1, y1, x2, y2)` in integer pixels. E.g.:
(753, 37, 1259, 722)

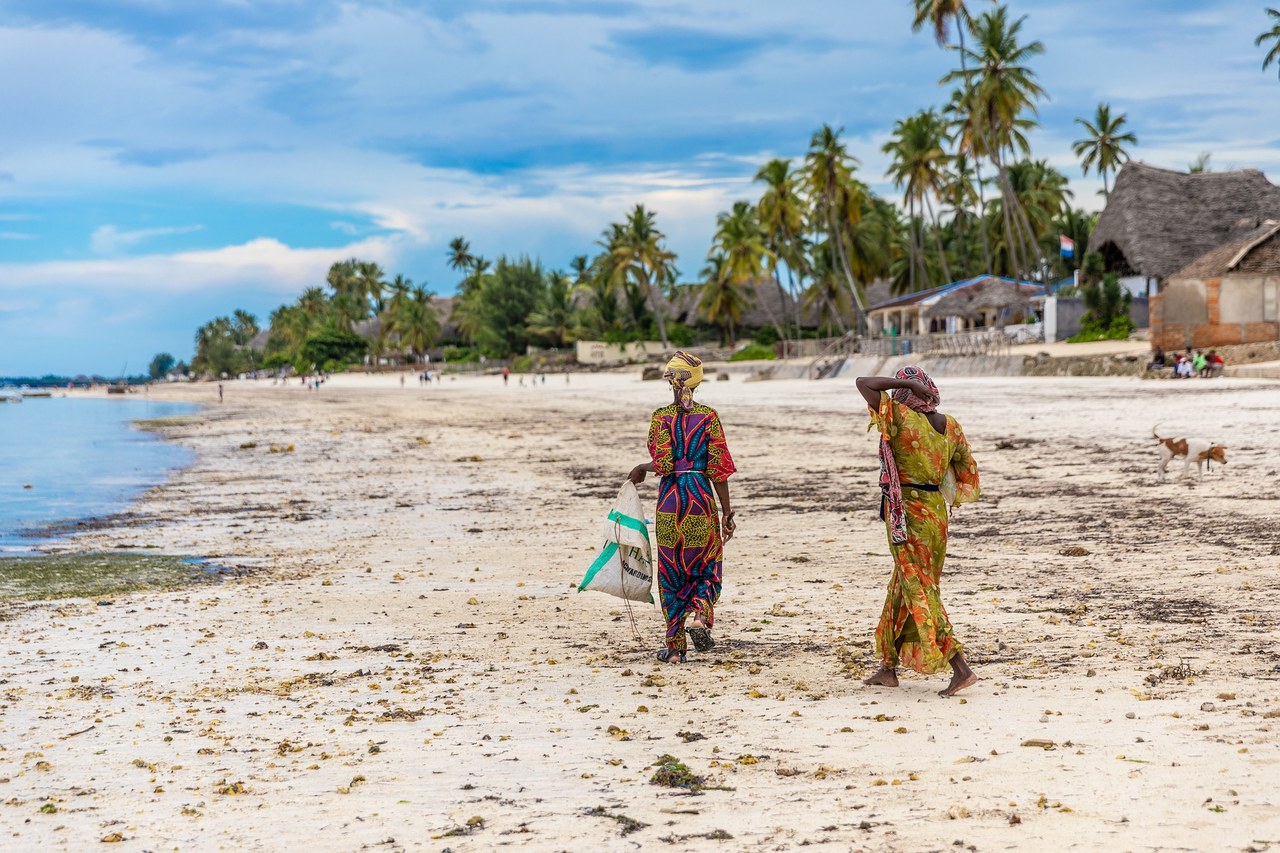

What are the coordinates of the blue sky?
(1, 0, 1278, 374)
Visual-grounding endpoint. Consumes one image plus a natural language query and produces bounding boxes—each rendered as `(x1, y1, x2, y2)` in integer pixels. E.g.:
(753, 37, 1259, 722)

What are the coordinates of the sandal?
(655, 648, 686, 664)
(688, 627, 715, 652)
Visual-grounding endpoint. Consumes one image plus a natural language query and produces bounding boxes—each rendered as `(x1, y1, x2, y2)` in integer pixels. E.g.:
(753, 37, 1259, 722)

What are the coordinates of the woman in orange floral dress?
(856, 366, 980, 697)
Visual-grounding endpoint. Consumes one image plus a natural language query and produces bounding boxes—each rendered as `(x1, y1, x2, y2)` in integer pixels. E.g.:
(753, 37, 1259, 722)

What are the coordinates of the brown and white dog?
(1153, 428, 1227, 481)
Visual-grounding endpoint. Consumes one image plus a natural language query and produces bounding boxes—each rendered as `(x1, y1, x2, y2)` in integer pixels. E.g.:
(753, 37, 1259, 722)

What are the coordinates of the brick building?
(1150, 222, 1280, 350)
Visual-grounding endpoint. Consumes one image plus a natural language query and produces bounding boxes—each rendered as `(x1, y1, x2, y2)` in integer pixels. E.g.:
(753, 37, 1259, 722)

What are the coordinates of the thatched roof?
(1089, 162, 1280, 280)
(870, 275, 1043, 313)
(1171, 220, 1280, 279)
(923, 279, 1035, 319)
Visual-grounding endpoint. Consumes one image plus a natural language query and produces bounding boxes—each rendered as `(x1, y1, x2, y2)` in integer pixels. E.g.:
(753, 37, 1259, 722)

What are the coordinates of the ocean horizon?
(0, 397, 198, 554)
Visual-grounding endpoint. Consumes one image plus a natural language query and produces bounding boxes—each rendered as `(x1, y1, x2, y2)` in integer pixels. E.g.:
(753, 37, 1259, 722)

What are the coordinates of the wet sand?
(2, 371, 1278, 851)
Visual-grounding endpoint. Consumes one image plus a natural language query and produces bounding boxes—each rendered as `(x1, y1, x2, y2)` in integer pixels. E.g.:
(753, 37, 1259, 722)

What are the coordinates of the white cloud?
(1, 234, 408, 296)
(89, 224, 205, 254)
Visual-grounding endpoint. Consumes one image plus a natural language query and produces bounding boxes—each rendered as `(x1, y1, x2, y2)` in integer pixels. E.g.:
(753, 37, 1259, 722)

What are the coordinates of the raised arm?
(855, 375, 939, 410)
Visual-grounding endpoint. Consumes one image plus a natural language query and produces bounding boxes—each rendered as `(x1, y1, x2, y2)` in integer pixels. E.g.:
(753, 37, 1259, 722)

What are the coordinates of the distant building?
(867, 275, 1044, 336)
(1151, 221, 1280, 350)
(1089, 162, 1280, 297)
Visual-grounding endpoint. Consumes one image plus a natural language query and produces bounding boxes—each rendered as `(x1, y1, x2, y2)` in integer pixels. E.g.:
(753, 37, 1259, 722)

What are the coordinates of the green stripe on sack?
(607, 510, 648, 536)
(578, 542, 619, 591)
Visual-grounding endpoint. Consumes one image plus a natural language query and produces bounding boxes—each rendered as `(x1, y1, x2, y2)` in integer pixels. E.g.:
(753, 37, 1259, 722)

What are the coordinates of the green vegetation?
(0, 553, 223, 602)
(1069, 273, 1134, 342)
(183, 3, 1178, 366)
(1258, 8, 1280, 79)
(148, 352, 176, 379)
(729, 344, 777, 362)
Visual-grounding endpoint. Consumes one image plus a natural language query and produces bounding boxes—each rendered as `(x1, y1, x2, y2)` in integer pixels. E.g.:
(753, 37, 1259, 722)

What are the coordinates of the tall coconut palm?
(1258, 8, 1280, 78)
(802, 124, 866, 332)
(883, 109, 953, 291)
(944, 6, 1046, 279)
(1071, 103, 1137, 198)
(755, 158, 808, 341)
(698, 253, 753, 346)
(914, 0, 997, 274)
(298, 286, 329, 318)
(606, 205, 677, 348)
(708, 201, 770, 340)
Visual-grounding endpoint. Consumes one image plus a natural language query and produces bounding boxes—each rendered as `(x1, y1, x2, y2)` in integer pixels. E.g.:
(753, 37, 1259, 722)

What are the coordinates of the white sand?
(2, 371, 1278, 851)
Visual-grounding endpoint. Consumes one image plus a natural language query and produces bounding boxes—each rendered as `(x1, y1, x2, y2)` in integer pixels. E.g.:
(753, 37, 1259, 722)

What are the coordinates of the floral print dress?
(869, 391, 980, 673)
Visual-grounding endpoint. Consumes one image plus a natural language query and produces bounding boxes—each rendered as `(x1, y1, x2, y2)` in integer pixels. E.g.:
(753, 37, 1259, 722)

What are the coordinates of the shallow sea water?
(0, 396, 197, 554)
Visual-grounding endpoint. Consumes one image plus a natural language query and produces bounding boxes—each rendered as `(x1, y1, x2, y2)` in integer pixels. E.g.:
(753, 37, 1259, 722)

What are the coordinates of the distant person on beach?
(629, 351, 736, 664)
(856, 367, 980, 698)
(218, 383, 223, 403)
(1208, 350, 1224, 376)
(1148, 347, 1166, 371)
(502, 367, 510, 386)
(1193, 350, 1208, 377)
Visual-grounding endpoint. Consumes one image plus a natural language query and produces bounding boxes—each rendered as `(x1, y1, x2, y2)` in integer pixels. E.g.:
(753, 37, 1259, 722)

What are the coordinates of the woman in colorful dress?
(856, 366, 980, 697)
(629, 352, 736, 663)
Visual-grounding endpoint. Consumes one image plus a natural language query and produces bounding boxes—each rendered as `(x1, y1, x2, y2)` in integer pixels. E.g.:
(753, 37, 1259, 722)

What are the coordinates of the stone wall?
(1021, 351, 1147, 377)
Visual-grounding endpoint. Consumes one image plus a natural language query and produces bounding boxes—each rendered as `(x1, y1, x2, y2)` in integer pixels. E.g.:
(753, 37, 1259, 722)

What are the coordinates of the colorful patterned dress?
(647, 403, 737, 652)
(869, 391, 980, 673)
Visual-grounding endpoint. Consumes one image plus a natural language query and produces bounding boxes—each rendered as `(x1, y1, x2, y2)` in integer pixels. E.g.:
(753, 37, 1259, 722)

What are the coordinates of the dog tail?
(1152, 423, 1164, 443)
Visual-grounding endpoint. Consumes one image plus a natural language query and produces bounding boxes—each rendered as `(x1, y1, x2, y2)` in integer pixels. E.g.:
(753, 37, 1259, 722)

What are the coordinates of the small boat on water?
(0, 386, 22, 403)
(20, 389, 52, 398)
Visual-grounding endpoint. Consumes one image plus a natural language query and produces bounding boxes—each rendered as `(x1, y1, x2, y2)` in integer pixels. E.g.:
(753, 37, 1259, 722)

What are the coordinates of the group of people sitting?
(1149, 347, 1224, 378)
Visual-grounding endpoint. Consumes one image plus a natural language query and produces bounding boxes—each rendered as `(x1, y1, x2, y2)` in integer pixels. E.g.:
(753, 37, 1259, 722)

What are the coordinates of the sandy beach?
(2, 371, 1278, 851)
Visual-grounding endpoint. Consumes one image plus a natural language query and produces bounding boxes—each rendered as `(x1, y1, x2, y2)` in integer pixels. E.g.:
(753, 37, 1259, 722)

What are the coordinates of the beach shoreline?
(1, 372, 1277, 851)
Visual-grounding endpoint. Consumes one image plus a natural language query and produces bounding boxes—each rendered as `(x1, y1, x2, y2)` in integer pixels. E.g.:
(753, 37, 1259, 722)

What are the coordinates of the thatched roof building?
(869, 275, 1043, 335)
(1089, 162, 1280, 281)
(1170, 220, 1280, 279)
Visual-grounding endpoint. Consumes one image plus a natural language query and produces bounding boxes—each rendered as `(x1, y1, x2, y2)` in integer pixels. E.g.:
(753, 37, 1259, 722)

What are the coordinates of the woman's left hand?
(721, 509, 736, 543)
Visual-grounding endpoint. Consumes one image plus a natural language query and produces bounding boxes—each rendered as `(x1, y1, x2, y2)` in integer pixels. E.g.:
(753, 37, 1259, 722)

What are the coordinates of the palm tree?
(1071, 103, 1137, 198)
(913, 0, 997, 274)
(706, 201, 769, 341)
(944, 7, 1046, 279)
(388, 286, 441, 362)
(298, 286, 329, 318)
(1258, 8, 1280, 78)
(448, 237, 477, 273)
(755, 158, 808, 341)
(802, 124, 866, 332)
(527, 270, 577, 348)
(698, 253, 753, 345)
(355, 261, 385, 317)
(326, 258, 360, 299)
(231, 309, 259, 346)
(883, 109, 953, 291)
(606, 205, 677, 348)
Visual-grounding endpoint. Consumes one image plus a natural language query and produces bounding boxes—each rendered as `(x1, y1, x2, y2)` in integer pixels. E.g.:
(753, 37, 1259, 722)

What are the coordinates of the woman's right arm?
(855, 375, 937, 410)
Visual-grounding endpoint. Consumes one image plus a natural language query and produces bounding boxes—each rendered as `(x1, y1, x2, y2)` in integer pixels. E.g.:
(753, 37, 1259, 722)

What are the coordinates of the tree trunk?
(825, 185, 866, 334)
(956, 26, 994, 275)
(907, 196, 917, 293)
(645, 269, 670, 349)
(924, 193, 953, 284)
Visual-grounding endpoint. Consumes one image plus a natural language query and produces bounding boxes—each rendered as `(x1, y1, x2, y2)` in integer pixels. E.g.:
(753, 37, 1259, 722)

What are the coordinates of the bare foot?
(939, 671, 977, 697)
(863, 667, 899, 687)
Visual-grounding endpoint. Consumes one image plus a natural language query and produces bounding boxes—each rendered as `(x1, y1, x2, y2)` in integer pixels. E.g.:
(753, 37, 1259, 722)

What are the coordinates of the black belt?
(879, 483, 940, 521)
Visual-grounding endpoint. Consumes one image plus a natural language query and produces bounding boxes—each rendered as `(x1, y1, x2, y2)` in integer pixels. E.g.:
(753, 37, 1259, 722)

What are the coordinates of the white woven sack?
(578, 481, 654, 603)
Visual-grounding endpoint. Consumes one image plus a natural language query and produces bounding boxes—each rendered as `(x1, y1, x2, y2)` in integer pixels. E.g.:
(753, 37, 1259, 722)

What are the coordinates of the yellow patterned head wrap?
(663, 351, 703, 411)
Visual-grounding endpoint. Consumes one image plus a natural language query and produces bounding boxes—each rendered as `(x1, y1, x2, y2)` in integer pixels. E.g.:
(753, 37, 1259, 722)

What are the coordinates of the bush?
(510, 355, 534, 373)
(728, 343, 777, 362)
(299, 328, 366, 367)
(443, 346, 480, 363)
(751, 325, 779, 346)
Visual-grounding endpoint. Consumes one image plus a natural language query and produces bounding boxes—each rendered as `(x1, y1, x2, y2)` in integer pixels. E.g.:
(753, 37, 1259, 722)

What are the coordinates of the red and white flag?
(1059, 235, 1075, 257)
